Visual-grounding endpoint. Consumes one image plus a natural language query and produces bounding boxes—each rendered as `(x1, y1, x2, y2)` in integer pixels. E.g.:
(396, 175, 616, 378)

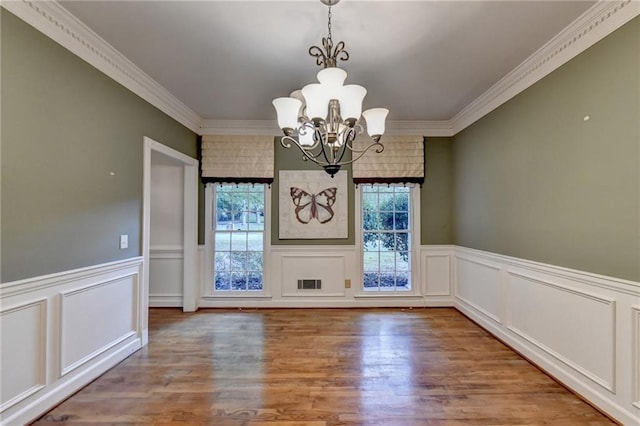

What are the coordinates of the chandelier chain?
(327, 5, 332, 42)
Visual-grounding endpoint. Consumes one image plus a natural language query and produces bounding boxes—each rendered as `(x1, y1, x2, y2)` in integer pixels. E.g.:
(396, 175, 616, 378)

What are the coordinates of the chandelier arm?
(335, 144, 348, 164)
(340, 141, 385, 165)
(344, 142, 384, 154)
(280, 136, 294, 149)
(280, 135, 327, 167)
(334, 127, 357, 164)
(317, 131, 335, 165)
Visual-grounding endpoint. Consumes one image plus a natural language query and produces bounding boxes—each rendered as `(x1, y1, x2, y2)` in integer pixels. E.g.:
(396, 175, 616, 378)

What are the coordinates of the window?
(212, 184, 266, 292)
(361, 184, 413, 291)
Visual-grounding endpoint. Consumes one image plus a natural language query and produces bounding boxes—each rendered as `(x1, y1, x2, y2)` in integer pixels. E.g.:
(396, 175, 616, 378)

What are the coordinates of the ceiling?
(59, 1, 595, 123)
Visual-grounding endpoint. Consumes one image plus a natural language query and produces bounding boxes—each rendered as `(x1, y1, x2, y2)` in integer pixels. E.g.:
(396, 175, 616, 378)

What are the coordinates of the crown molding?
(3, 0, 638, 139)
(200, 119, 454, 137)
(451, 0, 640, 135)
(1, 0, 203, 133)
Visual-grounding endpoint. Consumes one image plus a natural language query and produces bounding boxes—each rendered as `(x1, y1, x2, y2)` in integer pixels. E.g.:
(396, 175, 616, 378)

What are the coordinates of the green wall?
(422, 137, 453, 245)
(453, 16, 640, 281)
(8, 3, 630, 284)
(1, 10, 198, 282)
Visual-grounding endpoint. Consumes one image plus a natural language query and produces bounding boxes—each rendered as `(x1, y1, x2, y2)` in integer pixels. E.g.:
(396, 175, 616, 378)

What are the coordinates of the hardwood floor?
(33, 308, 615, 425)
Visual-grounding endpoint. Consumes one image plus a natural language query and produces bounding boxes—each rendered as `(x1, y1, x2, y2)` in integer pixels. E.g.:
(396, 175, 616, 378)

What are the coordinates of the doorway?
(141, 137, 198, 344)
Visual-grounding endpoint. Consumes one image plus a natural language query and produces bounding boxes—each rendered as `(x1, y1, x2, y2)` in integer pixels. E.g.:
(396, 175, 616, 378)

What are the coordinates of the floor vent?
(297, 279, 322, 290)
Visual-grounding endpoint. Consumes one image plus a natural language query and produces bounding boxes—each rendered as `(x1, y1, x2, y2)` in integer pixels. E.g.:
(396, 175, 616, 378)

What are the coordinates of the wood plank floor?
(33, 308, 616, 425)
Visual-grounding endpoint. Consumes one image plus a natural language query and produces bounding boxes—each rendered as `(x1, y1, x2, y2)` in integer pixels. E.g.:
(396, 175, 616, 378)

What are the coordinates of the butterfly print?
(290, 187, 337, 224)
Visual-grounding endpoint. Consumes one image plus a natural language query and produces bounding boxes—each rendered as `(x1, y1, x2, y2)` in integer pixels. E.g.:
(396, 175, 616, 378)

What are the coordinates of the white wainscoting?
(633, 305, 640, 410)
(0, 258, 143, 426)
(60, 277, 138, 376)
(456, 255, 502, 323)
(200, 245, 434, 308)
(506, 271, 616, 392)
(421, 246, 455, 306)
(280, 254, 346, 297)
(454, 247, 640, 425)
(149, 246, 183, 307)
(0, 299, 47, 414)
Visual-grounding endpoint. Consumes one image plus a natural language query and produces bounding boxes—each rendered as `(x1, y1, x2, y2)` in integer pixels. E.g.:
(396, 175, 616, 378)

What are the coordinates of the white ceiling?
(59, 0, 595, 123)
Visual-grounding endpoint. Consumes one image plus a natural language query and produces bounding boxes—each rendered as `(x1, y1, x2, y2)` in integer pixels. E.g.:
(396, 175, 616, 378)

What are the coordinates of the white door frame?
(142, 137, 199, 344)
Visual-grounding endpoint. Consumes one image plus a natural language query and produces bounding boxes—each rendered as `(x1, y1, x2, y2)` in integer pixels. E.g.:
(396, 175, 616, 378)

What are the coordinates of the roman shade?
(352, 135, 425, 185)
(200, 135, 274, 184)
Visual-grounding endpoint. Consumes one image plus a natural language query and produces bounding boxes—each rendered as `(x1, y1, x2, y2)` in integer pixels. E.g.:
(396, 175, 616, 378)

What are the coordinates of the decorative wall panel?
(60, 276, 138, 375)
(455, 256, 501, 323)
(507, 272, 616, 391)
(0, 300, 47, 412)
(281, 254, 346, 297)
(423, 253, 451, 297)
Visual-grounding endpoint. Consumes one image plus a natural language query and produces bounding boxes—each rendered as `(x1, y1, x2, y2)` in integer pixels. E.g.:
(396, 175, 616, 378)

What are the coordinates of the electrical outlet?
(119, 234, 128, 250)
(345, 279, 351, 288)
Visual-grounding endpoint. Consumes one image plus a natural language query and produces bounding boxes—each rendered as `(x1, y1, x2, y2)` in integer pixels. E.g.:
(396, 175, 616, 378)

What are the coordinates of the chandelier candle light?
(272, 0, 389, 177)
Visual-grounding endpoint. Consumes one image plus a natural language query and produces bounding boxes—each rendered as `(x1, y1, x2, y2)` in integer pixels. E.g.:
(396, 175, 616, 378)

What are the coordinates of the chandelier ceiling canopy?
(272, 0, 389, 177)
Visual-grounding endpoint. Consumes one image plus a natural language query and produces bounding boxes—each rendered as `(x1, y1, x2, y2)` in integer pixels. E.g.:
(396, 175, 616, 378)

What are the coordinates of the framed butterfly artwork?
(279, 170, 348, 239)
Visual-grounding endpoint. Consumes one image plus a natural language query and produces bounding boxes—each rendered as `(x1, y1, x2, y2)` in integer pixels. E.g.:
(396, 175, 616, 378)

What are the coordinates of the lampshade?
(362, 108, 389, 136)
(338, 84, 367, 121)
(317, 67, 347, 87)
(289, 90, 306, 117)
(273, 97, 302, 129)
(302, 83, 329, 120)
(299, 124, 315, 146)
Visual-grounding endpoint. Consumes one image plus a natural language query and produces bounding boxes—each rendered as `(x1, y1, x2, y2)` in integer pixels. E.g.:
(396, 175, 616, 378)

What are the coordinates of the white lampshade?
(338, 84, 367, 121)
(273, 97, 302, 129)
(299, 123, 315, 146)
(317, 67, 347, 87)
(289, 90, 306, 117)
(302, 83, 329, 120)
(362, 108, 389, 136)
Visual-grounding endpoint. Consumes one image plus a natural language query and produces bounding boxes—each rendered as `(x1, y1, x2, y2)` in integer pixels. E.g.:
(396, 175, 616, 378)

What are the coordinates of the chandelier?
(272, 0, 389, 177)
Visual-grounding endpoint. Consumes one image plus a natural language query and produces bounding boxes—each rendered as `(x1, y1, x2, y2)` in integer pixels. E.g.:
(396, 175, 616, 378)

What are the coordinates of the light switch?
(119, 234, 128, 250)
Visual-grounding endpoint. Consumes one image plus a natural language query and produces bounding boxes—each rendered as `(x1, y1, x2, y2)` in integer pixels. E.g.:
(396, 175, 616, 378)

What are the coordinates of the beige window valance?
(352, 135, 424, 185)
(200, 135, 274, 184)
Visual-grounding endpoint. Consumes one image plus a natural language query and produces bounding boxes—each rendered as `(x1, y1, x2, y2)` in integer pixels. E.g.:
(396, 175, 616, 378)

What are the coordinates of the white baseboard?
(149, 294, 183, 307)
(198, 297, 441, 309)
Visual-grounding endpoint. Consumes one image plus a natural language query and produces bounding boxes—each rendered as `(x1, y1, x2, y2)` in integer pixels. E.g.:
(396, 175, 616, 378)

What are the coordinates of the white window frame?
(355, 183, 421, 297)
(204, 183, 271, 298)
